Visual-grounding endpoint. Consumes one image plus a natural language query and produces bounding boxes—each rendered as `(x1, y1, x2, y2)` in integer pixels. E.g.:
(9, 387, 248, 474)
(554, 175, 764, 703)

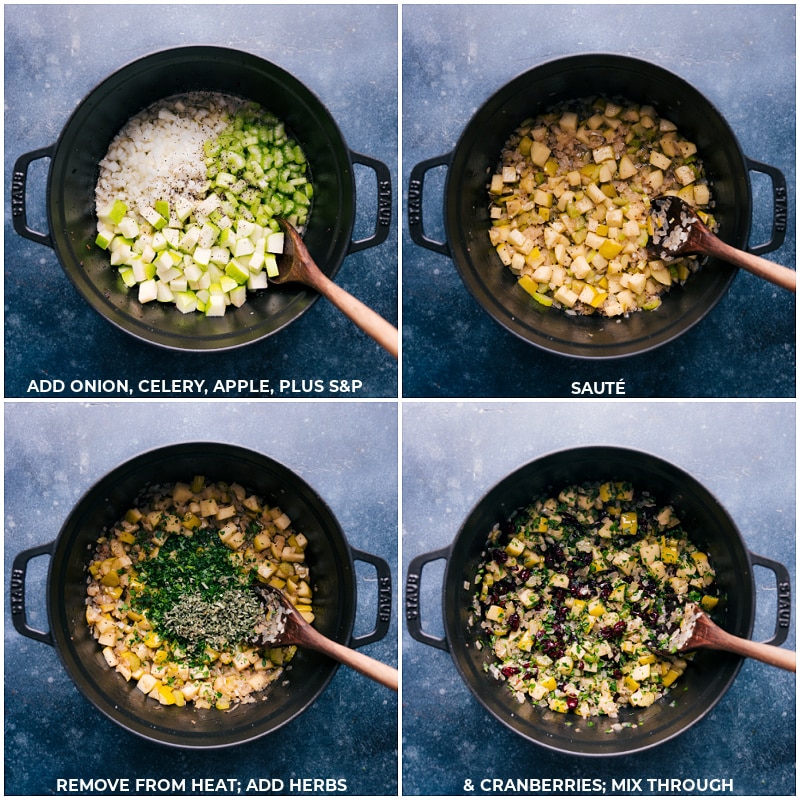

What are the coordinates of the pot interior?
(48, 46, 355, 350)
(444, 446, 752, 755)
(446, 54, 744, 358)
(47, 443, 355, 748)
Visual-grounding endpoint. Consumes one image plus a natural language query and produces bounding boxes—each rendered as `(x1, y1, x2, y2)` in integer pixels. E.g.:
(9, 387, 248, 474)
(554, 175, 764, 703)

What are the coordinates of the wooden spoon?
(274, 219, 398, 357)
(655, 603, 795, 672)
(648, 195, 796, 292)
(252, 584, 398, 691)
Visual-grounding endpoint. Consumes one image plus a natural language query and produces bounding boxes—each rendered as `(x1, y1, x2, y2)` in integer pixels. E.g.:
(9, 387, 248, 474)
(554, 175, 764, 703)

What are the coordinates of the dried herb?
(162, 589, 263, 653)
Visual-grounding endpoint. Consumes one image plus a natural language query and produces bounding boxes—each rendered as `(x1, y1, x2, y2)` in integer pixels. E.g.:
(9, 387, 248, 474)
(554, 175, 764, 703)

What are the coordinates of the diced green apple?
(234, 237, 255, 258)
(95, 229, 114, 250)
(140, 243, 156, 263)
(132, 259, 156, 283)
(266, 231, 284, 253)
(183, 262, 203, 283)
(162, 228, 180, 249)
(248, 250, 265, 271)
(110, 244, 133, 266)
(209, 246, 230, 265)
(179, 226, 201, 252)
(141, 206, 168, 230)
(197, 224, 218, 249)
(175, 291, 198, 314)
(205, 293, 227, 317)
(156, 263, 182, 283)
(236, 218, 256, 238)
(229, 285, 247, 307)
(118, 216, 140, 239)
(196, 193, 221, 217)
(174, 196, 194, 222)
(98, 199, 128, 225)
(156, 281, 175, 303)
(118, 267, 136, 288)
(225, 261, 250, 285)
(151, 231, 168, 252)
(248, 271, 269, 291)
(193, 246, 211, 267)
(219, 275, 239, 294)
(264, 253, 279, 277)
(138, 279, 158, 303)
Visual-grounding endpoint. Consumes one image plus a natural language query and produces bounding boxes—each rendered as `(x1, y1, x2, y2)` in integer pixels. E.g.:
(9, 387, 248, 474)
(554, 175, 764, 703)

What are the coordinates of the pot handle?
(746, 157, 788, 256)
(408, 153, 453, 256)
(405, 545, 451, 652)
(10, 541, 55, 646)
(349, 547, 393, 648)
(11, 145, 55, 248)
(348, 151, 393, 254)
(750, 551, 792, 647)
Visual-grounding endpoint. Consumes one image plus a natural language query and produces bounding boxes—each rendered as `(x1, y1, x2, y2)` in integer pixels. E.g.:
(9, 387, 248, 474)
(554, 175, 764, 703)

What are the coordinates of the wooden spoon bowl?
(654, 602, 795, 672)
(252, 584, 398, 691)
(648, 195, 796, 292)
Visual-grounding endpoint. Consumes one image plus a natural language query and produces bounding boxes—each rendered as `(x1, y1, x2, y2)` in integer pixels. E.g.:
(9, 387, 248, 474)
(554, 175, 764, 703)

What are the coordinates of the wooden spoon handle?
(305, 628, 399, 690)
(703, 235, 796, 292)
(709, 629, 796, 672)
(307, 270, 398, 358)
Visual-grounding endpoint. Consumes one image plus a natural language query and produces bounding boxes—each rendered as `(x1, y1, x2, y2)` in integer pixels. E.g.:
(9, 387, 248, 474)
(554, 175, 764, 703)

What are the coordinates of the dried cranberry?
(566, 696, 579, 710)
(600, 623, 625, 640)
(574, 583, 592, 599)
(517, 568, 532, 583)
(501, 666, 520, 678)
(493, 549, 508, 564)
(508, 613, 521, 631)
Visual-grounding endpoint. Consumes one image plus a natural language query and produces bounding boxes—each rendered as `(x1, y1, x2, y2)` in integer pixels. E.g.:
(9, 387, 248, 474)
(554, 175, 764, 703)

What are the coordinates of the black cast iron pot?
(12, 46, 392, 351)
(405, 446, 791, 756)
(11, 442, 393, 748)
(408, 54, 788, 359)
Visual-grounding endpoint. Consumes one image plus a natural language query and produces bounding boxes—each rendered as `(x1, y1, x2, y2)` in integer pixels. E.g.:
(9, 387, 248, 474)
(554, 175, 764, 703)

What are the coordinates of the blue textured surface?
(4, 402, 398, 795)
(4, 4, 398, 399)
(402, 401, 795, 795)
(402, 4, 795, 398)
